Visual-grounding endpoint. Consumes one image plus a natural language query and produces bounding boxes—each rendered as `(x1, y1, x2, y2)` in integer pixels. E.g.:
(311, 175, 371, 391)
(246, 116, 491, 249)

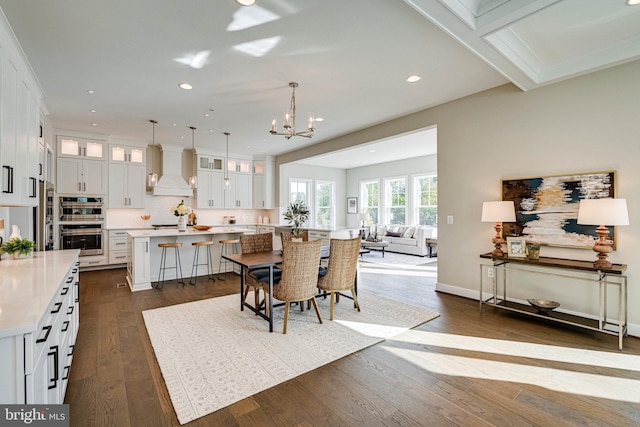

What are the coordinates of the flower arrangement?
(170, 200, 191, 217)
(283, 200, 310, 238)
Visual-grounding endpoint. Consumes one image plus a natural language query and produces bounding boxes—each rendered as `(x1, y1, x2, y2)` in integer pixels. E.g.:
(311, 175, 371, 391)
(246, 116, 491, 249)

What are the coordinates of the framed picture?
(506, 236, 527, 258)
(347, 197, 358, 214)
(502, 171, 616, 249)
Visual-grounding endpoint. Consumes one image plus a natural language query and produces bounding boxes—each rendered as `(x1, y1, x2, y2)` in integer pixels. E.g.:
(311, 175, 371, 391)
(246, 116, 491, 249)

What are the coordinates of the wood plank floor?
(65, 262, 640, 426)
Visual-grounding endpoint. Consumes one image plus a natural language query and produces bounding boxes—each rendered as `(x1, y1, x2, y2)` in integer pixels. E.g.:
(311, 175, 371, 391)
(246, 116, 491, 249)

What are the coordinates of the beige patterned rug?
(143, 290, 439, 424)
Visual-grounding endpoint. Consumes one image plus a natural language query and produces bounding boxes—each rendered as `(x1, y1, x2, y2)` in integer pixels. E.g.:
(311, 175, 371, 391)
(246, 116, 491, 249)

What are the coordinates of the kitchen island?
(126, 227, 254, 291)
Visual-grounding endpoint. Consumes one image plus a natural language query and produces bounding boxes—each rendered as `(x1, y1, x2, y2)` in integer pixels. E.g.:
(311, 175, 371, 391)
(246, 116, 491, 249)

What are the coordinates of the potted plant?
(283, 200, 310, 239)
(527, 241, 541, 260)
(2, 237, 36, 260)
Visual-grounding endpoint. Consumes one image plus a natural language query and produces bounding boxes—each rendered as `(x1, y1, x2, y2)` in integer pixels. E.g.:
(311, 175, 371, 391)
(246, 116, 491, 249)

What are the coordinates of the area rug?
(142, 290, 439, 424)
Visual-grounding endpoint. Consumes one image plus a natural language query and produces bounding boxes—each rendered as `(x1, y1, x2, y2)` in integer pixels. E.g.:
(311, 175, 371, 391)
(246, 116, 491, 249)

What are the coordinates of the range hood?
(152, 144, 193, 197)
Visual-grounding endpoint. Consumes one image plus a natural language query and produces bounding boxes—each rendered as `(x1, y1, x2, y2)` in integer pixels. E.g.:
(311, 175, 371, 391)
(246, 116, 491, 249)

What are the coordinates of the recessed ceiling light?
(369, 150, 376, 153)
(626, 0, 640, 5)
(92, 123, 97, 126)
(209, 129, 214, 132)
(235, 0, 256, 6)
(87, 89, 95, 94)
(315, 117, 324, 122)
(406, 75, 421, 83)
(89, 109, 96, 113)
(204, 113, 210, 117)
(179, 83, 193, 90)
(172, 123, 177, 126)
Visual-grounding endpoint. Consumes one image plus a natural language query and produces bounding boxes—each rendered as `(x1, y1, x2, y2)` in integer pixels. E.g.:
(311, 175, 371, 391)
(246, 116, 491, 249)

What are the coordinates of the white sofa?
(368, 224, 437, 257)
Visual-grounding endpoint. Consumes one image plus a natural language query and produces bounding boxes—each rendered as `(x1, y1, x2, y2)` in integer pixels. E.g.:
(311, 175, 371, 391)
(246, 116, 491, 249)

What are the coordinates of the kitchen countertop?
(127, 227, 254, 238)
(0, 249, 80, 339)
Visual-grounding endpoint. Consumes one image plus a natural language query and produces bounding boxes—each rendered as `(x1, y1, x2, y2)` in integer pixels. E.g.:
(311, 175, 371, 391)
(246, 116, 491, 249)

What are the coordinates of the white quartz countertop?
(0, 250, 80, 339)
(127, 227, 254, 238)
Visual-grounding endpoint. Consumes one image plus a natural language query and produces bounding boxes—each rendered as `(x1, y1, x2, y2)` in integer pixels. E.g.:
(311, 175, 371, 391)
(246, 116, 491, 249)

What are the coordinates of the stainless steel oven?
(59, 197, 104, 221)
(60, 224, 104, 256)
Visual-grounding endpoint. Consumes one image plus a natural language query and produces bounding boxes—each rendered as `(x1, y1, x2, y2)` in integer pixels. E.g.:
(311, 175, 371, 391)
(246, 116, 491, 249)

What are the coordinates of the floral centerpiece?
(283, 200, 310, 238)
(170, 200, 191, 231)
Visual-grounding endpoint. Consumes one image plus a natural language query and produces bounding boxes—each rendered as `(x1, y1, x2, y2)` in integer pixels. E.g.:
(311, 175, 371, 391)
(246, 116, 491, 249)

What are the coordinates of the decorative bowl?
(527, 298, 560, 313)
(193, 225, 212, 231)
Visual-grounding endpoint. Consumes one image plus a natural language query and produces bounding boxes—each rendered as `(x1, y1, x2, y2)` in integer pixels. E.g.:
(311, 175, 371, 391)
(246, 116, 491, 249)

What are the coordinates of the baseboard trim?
(435, 282, 639, 339)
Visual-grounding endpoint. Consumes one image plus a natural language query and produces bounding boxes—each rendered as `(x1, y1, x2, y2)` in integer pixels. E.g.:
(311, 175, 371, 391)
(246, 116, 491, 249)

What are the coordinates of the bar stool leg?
(189, 245, 199, 285)
(218, 244, 227, 281)
(207, 245, 215, 281)
(156, 247, 167, 289)
(175, 247, 185, 286)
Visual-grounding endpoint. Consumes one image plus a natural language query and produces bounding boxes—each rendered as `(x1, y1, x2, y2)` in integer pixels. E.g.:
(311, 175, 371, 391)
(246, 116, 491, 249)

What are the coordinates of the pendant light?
(147, 120, 158, 187)
(224, 132, 231, 188)
(188, 126, 197, 189)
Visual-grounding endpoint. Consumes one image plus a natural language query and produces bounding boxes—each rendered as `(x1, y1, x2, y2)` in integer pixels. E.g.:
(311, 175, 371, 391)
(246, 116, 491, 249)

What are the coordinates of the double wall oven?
(59, 197, 105, 256)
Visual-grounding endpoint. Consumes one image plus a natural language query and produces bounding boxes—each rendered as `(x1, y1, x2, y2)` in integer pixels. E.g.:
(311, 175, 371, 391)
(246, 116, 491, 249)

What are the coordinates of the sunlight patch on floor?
(359, 264, 437, 277)
(388, 329, 640, 371)
(334, 319, 410, 339)
(381, 330, 640, 402)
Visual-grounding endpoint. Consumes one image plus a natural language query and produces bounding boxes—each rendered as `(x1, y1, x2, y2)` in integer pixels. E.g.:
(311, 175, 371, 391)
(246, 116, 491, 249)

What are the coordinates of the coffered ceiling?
(0, 0, 637, 165)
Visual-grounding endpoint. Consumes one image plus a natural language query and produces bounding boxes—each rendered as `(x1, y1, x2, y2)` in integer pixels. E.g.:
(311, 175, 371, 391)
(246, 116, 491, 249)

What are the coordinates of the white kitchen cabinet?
(1, 56, 18, 205)
(198, 154, 224, 171)
(57, 136, 106, 160)
(196, 169, 224, 208)
(252, 156, 275, 209)
(108, 230, 130, 264)
(128, 236, 151, 288)
(108, 163, 145, 208)
(257, 225, 281, 251)
(1, 253, 80, 404)
(110, 144, 145, 163)
(57, 157, 107, 195)
(224, 172, 252, 208)
(227, 157, 251, 173)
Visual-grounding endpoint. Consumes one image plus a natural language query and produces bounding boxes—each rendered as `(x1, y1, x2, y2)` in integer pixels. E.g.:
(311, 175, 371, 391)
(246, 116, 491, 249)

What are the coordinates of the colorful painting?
(502, 171, 616, 249)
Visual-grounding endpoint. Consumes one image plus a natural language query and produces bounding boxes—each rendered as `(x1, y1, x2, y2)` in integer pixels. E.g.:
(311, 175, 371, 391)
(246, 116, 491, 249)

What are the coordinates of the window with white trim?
(360, 179, 380, 225)
(315, 180, 335, 228)
(384, 177, 407, 224)
(414, 174, 437, 226)
(289, 178, 312, 209)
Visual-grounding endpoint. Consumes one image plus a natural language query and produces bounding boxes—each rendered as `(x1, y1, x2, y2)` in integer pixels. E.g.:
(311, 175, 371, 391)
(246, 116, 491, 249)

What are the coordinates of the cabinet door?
(57, 158, 82, 194)
(253, 174, 265, 208)
(1, 58, 18, 204)
(82, 159, 107, 194)
(126, 164, 145, 208)
(237, 173, 252, 208)
(210, 172, 224, 208)
(108, 163, 127, 208)
(196, 169, 211, 208)
(133, 238, 151, 284)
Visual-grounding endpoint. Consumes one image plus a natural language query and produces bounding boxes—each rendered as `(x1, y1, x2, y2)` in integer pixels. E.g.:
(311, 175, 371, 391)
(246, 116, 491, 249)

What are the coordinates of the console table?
(479, 253, 627, 350)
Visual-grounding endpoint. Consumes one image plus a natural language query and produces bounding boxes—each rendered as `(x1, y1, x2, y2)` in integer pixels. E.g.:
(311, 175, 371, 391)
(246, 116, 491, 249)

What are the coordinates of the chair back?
(274, 239, 322, 302)
(320, 237, 361, 291)
(240, 232, 273, 254)
(280, 230, 309, 242)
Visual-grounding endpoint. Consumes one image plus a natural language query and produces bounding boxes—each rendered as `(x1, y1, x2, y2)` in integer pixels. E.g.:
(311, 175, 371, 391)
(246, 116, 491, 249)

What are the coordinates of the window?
(414, 175, 437, 225)
(289, 178, 311, 208)
(384, 177, 406, 224)
(315, 181, 335, 228)
(360, 180, 380, 224)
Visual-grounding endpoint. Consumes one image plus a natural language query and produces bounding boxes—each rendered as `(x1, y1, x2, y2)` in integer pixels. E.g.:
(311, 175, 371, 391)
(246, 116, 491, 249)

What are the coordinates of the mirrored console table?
(479, 253, 627, 350)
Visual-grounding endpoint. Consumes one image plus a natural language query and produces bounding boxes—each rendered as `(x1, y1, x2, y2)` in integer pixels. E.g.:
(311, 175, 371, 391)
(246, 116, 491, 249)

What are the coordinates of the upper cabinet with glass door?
(109, 144, 145, 164)
(57, 136, 106, 160)
(227, 157, 251, 173)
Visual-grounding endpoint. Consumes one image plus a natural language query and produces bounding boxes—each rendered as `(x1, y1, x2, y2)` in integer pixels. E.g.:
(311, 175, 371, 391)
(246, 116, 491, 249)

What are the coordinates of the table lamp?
(577, 198, 629, 269)
(481, 201, 516, 257)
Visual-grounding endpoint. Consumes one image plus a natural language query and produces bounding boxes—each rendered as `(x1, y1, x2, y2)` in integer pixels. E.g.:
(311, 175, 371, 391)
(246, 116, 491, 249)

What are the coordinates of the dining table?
(222, 246, 361, 332)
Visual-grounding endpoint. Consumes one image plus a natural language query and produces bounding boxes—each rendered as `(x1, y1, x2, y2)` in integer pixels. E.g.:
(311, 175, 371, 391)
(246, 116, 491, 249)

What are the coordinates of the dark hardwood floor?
(65, 262, 640, 426)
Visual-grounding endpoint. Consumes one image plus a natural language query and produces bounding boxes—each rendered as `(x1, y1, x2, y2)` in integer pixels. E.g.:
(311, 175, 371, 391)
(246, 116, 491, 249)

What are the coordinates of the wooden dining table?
(222, 246, 361, 332)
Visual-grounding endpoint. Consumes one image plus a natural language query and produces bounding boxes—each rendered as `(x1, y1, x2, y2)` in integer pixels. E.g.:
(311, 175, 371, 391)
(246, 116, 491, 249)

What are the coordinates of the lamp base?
(592, 225, 613, 270)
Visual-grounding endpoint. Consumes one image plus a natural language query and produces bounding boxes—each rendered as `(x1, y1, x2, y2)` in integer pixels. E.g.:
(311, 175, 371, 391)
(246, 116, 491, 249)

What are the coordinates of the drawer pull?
(62, 365, 70, 380)
(67, 345, 74, 356)
(67, 306, 74, 315)
(48, 346, 59, 389)
(115, 242, 126, 246)
(61, 286, 70, 295)
(66, 276, 74, 284)
(36, 325, 52, 343)
(72, 268, 78, 273)
(61, 320, 70, 332)
(51, 302, 63, 314)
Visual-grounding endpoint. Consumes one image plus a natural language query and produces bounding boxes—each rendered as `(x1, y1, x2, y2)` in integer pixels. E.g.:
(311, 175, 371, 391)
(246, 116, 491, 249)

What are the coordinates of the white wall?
(276, 60, 640, 336)
(345, 154, 437, 227)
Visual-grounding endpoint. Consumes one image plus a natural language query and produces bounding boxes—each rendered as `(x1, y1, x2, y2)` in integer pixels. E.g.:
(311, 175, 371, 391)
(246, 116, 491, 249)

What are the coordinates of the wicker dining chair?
(280, 230, 309, 242)
(262, 238, 323, 334)
(240, 232, 275, 309)
(317, 236, 361, 320)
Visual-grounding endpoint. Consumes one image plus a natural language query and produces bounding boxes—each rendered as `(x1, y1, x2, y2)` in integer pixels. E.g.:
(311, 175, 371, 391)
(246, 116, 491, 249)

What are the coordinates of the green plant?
(283, 200, 310, 237)
(527, 241, 540, 250)
(2, 237, 35, 256)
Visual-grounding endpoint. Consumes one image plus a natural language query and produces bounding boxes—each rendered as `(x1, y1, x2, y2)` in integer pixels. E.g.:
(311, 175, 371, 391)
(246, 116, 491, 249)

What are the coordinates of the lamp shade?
(481, 201, 516, 222)
(577, 198, 629, 226)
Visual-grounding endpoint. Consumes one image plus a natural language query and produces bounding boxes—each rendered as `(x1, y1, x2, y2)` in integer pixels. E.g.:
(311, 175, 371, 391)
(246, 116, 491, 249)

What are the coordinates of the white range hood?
(152, 144, 193, 197)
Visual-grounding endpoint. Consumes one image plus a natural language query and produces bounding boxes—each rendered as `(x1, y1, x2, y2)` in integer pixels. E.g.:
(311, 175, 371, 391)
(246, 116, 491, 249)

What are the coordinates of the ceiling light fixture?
(179, 83, 193, 90)
(188, 126, 197, 189)
(235, 0, 256, 6)
(269, 82, 315, 140)
(626, 0, 640, 5)
(406, 75, 421, 83)
(148, 120, 158, 187)
(224, 132, 231, 188)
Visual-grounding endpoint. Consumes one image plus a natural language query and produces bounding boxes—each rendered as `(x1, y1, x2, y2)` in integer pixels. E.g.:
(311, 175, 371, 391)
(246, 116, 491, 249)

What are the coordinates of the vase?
(9, 225, 21, 240)
(177, 216, 187, 232)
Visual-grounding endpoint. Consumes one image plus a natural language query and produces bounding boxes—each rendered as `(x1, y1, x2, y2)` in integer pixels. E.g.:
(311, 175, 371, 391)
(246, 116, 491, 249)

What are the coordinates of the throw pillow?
(403, 227, 416, 238)
(386, 231, 402, 237)
(389, 226, 399, 233)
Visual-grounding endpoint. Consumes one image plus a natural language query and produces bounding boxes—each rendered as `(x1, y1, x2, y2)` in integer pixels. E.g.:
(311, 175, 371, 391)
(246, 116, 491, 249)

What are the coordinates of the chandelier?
(269, 82, 315, 140)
